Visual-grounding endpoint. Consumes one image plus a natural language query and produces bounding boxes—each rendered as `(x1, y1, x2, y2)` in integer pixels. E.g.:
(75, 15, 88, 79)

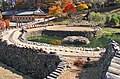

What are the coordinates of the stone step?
(115, 54, 120, 58)
(55, 70, 62, 73)
(52, 71, 60, 76)
(110, 62, 120, 70)
(108, 67, 120, 75)
(49, 73, 58, 78)
(57, 66, 64, 69)
(55, 69, 62, 72)
(56, 68, 63, 71)
(116, 52, 120, 56)
(47, 76, 56, 79)
(106, 72, 120, 79)
(111, 57, 120, 64)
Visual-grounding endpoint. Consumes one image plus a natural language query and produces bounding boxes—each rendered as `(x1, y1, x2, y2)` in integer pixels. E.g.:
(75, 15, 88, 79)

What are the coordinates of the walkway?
(1, 28, 104, 58)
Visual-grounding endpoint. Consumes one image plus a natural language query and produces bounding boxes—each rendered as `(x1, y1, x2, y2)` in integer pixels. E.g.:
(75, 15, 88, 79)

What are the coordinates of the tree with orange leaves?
(62, 1, 69, 7)
(63, 3, 77, 14)
(0, 20, 6, 29)
(5, 19, 10, 29)
(78, 4, 88, 10)
(49, 5, 62, 17)
(62, 3, 77, 22)
(0, 11, 2, 19)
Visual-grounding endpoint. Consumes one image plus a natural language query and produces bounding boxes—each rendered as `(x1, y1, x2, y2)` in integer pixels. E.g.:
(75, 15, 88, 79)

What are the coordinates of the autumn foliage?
(0, 12, 2, 19)
(49, 5, 62, 16)
(62, 1, 69, 7)
(52, 40, 61, 45)
(0, 19, 10, 29)
(74, 58, 85, 68)
(63, 3, 77, 13)
(78, 4, 88, 10)
(5, 19, 10, 28)
(0, 20, 6, 29)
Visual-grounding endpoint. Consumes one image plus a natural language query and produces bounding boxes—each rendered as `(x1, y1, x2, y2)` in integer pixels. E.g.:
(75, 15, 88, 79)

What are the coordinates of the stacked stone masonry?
(0, 40, 60, 79)
(99, 40, 120, 79)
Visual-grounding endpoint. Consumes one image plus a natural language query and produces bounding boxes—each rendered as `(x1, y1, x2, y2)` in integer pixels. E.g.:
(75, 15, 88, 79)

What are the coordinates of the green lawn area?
(85, 28, 120, 48)
(27, 34, 64, 44)
(27, 27, 120, 48)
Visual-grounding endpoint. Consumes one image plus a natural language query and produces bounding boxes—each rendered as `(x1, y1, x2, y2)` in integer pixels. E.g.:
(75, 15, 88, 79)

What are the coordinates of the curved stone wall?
(41, 30, 96, 39)
(0, 40, 60, 79)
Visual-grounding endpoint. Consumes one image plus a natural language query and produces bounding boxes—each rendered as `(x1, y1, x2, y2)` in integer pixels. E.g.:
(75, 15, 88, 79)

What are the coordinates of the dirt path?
(26, 26, 94, 32)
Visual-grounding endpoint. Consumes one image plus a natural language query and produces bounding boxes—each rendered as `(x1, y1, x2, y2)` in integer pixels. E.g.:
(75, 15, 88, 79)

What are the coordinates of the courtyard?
(0, 0, 120, 79)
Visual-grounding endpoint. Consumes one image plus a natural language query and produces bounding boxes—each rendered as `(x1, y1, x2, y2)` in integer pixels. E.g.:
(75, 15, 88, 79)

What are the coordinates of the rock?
(94, 26, 102, 36)
(62, 36, 90, 45)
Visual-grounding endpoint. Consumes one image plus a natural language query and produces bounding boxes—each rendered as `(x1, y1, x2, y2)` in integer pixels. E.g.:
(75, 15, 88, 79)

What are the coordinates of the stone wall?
(79, 40, 119, 79)
(42, 30, 96, 39)
(99, 40, 119, 79)
(0, 40, 60, 79)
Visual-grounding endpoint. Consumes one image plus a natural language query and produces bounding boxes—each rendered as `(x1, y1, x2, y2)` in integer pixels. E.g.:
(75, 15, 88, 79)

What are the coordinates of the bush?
(74, 58, 85, 68)
(88, 12, 106, 25)
(52, 40, 61, 45)
(106, 14, 120, 25)
(106, 15, 111, 23)
(111, 17, 119, 25)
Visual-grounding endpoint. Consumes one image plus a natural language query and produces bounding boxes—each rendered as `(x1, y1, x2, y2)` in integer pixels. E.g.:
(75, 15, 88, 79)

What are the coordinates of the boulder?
(62, 36, 90, 45)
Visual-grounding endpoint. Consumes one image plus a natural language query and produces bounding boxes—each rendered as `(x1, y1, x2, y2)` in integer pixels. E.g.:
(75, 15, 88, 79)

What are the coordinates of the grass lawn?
(27, 27, 120, 48)
(85, 27, 120, 48)
(27, 34, 64, 44)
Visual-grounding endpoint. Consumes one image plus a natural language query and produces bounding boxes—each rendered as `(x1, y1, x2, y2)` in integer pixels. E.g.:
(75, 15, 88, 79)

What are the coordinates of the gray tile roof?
(2, 9, 47, 16)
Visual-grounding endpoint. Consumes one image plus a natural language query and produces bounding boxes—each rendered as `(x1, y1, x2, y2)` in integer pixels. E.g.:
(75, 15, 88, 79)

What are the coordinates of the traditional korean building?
(2, 9, 47, 22)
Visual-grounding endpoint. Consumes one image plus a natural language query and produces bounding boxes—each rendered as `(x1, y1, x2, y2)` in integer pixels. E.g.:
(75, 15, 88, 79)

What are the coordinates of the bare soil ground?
(26, 26, 94, 32)
(46, 26, 94, 31)
(0, 62, 33, 79)
(47, 26, 94, 31)
(58, 57, 99, 79)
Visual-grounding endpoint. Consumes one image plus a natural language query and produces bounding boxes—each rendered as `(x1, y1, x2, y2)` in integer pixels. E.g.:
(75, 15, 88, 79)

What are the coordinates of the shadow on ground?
(0, 62, 33, 79)
(79, 60, 101, 79)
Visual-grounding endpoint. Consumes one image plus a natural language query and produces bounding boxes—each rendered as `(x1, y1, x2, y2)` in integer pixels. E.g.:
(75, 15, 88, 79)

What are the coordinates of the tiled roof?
(15, 11, 34, 15)
(2, 10, 15, 15)
(2, 9, 47, 16)
(33, 9, 46, 15)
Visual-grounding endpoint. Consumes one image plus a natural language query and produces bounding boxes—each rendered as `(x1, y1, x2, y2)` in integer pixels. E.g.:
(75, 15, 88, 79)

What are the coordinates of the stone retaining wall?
(0, 40, 60, 79)
(99, 40, 120, 79)
(42, 30, 96, 39)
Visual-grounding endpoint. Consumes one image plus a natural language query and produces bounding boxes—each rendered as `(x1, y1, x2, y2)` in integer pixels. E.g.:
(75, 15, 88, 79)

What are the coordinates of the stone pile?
(62, 36, 90, 45)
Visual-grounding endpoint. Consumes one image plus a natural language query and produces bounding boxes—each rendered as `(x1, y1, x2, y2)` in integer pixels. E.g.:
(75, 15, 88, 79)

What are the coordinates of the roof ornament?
(34, 2, 45, 15)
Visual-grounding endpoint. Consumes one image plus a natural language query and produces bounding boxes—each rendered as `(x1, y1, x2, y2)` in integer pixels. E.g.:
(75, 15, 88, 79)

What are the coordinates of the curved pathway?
(1, 27, 105, 58)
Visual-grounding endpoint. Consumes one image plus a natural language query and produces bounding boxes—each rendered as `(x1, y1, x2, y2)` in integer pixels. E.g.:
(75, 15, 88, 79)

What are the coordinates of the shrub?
(111, 17, 119, 25)
(106, 14, 120, 25)
(78, 4, 88, 10)
(74, 58, 85, 68)
(106, 15, 111, 23)
(52, 40, 61, 45)
(88, 12, 106, 25)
